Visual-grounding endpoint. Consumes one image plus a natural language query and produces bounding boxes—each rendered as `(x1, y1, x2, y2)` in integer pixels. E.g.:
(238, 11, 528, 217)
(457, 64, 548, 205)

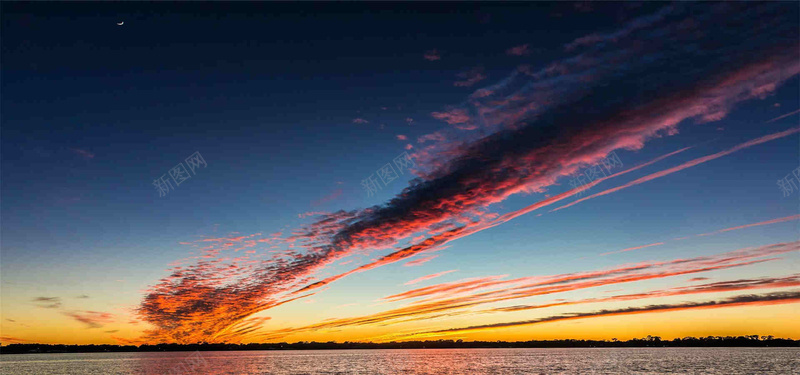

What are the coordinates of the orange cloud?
(394, 291, 800, 340)
(601, 242, 665, 256)
(404, 255, 439, 267)
(404, 270, 457, 285)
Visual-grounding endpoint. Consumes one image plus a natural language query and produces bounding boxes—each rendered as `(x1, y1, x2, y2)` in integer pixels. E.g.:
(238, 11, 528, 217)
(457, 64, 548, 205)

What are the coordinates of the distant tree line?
(1, 335, 797, 354)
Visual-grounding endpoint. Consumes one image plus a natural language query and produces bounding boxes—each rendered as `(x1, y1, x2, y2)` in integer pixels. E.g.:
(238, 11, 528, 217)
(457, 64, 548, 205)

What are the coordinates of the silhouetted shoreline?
(2, 336, 798, 354)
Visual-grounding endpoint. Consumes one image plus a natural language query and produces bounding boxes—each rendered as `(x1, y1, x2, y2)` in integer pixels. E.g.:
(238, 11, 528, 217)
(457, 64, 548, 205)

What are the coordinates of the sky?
(1, 2, 799, 345)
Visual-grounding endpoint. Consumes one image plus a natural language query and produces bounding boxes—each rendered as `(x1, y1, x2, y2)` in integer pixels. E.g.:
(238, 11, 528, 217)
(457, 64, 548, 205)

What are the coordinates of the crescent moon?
(117, 21, 124, 26)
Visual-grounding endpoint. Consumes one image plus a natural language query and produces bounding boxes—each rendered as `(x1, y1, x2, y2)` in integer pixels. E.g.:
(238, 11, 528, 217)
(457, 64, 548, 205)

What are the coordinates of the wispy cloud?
(63, 311, 115, 329)
(552, 128, 800, 213)
(404, 270, 457, 285)
(765, 108, 800, 123)
(489, 274, 800, 313)
(424, 49, 441, 61)
(689, 214, 800, 239)
(298, 211, 329, 219)
(391, 291, 800, 340)
(601, 242, 664, 256)
(404, 255, 439, 267)
(70, 148, 95, 159)
(312, 188, 343, 207)
(252, 242, 797, 341)
(454, 67, 486, 87)
(33, 297, 62, 309)
(506, 44, 530, 56)
(0, 336, 31, 343)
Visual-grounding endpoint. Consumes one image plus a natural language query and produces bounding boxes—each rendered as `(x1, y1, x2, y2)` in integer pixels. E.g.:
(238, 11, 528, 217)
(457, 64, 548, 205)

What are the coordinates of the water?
(1, 348, 798, 374)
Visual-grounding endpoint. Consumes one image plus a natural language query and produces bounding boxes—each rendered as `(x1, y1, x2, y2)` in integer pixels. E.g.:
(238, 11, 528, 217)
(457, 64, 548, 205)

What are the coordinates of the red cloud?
(454, 67, 486, 87)
(404, 255, 439, 267)
(424, 49, 441, 61)
(431, 108, 471, 126)
(506, 44, 530, 56)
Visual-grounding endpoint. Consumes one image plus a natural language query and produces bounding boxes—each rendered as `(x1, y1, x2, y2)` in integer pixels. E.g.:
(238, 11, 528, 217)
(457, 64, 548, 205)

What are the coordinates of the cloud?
(312, 188, 343, 207)
(454, 67, 486, 87)
(691, 214, 800, 239)
(63, 311, 115, 329)
(76, 295, 90, 299)
(0, 336, 31, 343)
(70, 148, 95, 159)
(601, 242, 665, 256)
(489, 274, 800, 313)
(396, 135, 408, 141)
(33, 297, 62, 309)
(765, 109, 800, 123)
(381, 241, 798, 304)
(424, 49, 441, 61)
(298, 211, 329, 219)
(404, 270, 457, 285)
(352, 118, 369, 124)
(137, 3, 800, 343)
(552, 127, 800, 212)
(395, 291, 800, 340)
(252, 242, 796, 341)
(506, 44, 530, 56)
(404, 255, 439, 267)
(431, 108, 472, 127)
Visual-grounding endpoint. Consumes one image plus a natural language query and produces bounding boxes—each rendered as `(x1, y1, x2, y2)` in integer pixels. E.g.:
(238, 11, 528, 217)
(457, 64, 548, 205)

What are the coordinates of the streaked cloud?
(454, 67, 486, 87)
(33, 297, 62, 309)
(393, 291, 800, 340)
(404, 270, 457, 285)
(404, 255, 439, 267)
(552, 128, 800, 213)
(765, 108, 800, 123)
(424, 49, 441, 61)
(506, 44, 530, 56)
(63, 311, 115, 329)
(601, 242, 665, 256)
(70, 148, 95, 159)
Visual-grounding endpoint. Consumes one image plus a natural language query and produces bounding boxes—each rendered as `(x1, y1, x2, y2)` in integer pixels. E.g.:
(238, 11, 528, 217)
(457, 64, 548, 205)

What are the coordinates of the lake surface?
(1, 348, 798, 374)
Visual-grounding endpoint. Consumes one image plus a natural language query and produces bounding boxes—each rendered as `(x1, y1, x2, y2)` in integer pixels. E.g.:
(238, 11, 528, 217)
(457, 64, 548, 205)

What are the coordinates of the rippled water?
(1, 348, 798, 374)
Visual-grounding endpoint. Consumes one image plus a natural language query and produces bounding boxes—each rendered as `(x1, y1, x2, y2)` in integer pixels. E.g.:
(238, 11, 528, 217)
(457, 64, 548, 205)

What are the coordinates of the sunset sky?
(1, 2, 799, 345)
